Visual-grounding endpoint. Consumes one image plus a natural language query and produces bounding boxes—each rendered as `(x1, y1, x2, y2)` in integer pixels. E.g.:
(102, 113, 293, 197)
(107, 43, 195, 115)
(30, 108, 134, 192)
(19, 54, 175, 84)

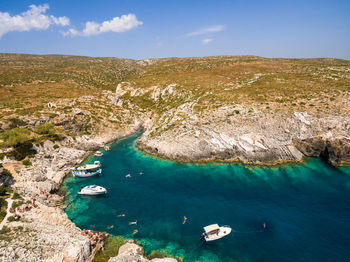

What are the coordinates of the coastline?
(1, 117, 350, 261)
(136, 142, 306, 167)
(0, 123, 146, 261)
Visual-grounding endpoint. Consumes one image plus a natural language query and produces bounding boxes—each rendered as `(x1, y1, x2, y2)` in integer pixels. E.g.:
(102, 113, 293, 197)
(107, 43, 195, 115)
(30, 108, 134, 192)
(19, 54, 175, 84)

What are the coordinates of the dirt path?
(0, 193, 13, 230)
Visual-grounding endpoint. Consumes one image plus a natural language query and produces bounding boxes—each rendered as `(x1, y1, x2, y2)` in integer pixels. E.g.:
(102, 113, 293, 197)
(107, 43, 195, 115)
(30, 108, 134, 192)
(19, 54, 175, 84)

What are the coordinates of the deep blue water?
(64, 131, 350, 262)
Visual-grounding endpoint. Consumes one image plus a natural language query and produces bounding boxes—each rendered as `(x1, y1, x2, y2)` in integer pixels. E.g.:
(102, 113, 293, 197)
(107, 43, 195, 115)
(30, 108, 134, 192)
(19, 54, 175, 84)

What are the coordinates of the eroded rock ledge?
(138, 112, 350, 166)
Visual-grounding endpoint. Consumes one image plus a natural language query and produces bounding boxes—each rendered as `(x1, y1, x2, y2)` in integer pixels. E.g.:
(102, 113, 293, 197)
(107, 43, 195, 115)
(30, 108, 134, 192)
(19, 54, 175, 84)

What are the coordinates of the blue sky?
(0, 0, 349, 59)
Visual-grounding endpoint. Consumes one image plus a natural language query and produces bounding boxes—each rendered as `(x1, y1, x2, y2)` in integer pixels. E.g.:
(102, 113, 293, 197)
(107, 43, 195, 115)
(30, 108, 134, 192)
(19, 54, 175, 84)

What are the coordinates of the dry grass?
(0, 54, 349, 127)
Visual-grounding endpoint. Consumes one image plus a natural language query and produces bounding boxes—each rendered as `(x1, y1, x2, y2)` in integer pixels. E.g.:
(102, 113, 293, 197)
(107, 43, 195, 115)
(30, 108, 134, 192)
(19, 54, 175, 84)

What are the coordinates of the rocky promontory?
(138, 111, 350, 166)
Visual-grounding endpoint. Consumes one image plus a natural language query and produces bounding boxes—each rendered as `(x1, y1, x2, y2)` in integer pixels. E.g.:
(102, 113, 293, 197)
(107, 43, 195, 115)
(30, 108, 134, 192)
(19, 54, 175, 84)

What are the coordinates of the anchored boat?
(77, 161, 101, 171)
(72, 168, 102, 178)
(78, 185, 107, 196)
(202, 224, 232, 242)
(94, 151, 103, 157)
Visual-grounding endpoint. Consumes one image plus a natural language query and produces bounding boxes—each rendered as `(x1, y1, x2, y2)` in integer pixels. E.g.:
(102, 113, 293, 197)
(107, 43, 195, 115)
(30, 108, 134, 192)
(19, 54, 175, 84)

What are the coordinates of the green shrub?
(12, 192, 23, 200)
(53, 144, 59, 149)
(7, 118, 26, 128)
(7, 216, 15, 222)
(11, 200, 24, 209)
(9, 142, 36, 161)
(0, 197, 6, 208)
(0, 128, 31, 147)
(93, 236, 127, 262)
(22, 159, 32, 166)
(0, 187, 7, 196)
(34, 123, 55, 135)
(0, 226, 10, 234)
(0, 211, 6, 222)
(49, 113, 59, 119)
(1, 169, 12, 177)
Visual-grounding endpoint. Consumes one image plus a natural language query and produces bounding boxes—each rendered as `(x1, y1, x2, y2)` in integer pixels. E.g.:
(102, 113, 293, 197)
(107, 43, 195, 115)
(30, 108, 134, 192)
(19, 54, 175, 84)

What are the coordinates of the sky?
(0, 0, 349, 60)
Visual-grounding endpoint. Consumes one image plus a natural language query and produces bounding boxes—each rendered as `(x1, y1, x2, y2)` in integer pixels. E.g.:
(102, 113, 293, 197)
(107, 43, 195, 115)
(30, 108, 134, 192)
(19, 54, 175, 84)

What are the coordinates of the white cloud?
(64, 13, 143, 37)
(202, 38, 213, 45)
(183, 25, 225, 37)
(0, 4, 70, 38)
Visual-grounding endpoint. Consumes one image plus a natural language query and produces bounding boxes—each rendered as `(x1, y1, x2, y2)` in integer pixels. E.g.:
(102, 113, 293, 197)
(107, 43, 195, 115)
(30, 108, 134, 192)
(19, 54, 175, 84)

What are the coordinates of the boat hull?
(78, 191, 106, 196)
(72, 169, 102, 178)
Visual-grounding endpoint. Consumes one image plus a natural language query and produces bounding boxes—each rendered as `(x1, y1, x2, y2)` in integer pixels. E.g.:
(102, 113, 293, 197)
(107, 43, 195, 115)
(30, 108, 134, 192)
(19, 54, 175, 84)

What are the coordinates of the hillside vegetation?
(0, 53, 349, 158)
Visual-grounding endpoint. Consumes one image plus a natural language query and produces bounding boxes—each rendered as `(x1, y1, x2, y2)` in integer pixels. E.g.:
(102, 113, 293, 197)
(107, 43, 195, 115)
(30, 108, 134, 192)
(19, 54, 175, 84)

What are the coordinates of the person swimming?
(118, 214, 125, 217)
(262, 222, 267, 229)
(107, 225, 114, 229)
(183, 216, 187, 224)
(125, 174, 131, 178)
(132, 229, 138, 235)
(129, 220, 137, 225)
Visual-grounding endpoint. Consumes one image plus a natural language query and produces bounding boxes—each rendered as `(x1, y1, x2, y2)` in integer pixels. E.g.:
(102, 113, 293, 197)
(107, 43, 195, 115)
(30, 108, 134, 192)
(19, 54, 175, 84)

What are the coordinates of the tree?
(34, 122, 55, 135)
(0, 128, 31, 147)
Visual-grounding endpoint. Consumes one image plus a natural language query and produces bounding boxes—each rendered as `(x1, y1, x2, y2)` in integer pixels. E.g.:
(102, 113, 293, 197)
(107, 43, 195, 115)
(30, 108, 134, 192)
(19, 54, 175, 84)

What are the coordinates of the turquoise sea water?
(64, 131, 350, 262)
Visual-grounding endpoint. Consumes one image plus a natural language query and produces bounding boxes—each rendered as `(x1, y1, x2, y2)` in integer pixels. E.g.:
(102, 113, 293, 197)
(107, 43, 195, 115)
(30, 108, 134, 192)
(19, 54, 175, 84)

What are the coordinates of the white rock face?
(108, 242, 177, 262)
(294, 112, 311, 125)
(138, 111, 350, 164)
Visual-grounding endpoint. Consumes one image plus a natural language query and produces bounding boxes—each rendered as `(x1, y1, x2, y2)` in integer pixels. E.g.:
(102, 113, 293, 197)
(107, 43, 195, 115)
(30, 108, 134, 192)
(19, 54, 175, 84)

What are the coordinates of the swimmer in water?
(107, 225, 114, 229)
(129, 220, 137, 225)
(183, 216, 187, 224)
(117, 214, 125, 217)
(263, 222, 267, 229)
(139, 172, 143, 175)
(132, 229, 138, 235)
(125, 174, 131, 178)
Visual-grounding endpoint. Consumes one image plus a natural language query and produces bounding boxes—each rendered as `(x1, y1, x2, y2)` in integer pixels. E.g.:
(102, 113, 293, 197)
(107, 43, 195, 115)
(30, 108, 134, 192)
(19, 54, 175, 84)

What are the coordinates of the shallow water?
(64, 131, 350, 262)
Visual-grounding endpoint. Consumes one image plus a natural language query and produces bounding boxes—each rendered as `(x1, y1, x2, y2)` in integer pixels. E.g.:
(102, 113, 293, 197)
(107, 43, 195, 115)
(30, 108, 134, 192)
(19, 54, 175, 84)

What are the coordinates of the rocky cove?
(1, 109, 350, 261)
(0, 55, 349, 261)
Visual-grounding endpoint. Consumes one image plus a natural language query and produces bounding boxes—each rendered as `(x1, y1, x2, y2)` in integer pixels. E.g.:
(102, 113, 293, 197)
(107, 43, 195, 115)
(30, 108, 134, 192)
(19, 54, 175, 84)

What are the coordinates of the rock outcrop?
(108, 241, 177, 262)
(138, 111, 350, 166)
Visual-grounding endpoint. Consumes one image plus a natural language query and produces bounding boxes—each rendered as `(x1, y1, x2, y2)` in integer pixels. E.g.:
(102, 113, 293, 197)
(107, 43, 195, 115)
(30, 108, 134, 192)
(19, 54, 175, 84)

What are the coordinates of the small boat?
(94, 151, 103, 157)
(77, 161, 101, 171)
(201, 224, 231, 242)
(72, 169, 102, 178)
(78, 185, 107, 195)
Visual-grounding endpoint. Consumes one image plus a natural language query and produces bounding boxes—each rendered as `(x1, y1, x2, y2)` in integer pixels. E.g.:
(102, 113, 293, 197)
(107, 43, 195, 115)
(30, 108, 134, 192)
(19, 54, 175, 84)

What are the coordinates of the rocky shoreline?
(1, 110, 350, 261)
(0, 122, 170, 262)
(137, 112, 350, 166)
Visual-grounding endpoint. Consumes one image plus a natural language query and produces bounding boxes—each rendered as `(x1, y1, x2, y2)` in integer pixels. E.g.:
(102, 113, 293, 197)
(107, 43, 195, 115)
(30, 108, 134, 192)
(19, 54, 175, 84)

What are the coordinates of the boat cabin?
(203, 224, 220, 236)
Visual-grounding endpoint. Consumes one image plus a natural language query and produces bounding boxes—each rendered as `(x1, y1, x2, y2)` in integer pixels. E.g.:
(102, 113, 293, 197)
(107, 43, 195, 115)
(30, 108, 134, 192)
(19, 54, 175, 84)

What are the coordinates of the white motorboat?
(77, 161, 101, 171)
(202, 224, 231, 242)
(78, 185, 107, 196)
(72, 168, 102, 178)
(94, 151, 103, 157)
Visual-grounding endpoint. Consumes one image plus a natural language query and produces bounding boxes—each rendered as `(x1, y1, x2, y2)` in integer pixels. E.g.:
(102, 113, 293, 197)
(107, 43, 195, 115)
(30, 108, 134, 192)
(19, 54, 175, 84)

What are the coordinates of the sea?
(63, 131, 350, 262)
